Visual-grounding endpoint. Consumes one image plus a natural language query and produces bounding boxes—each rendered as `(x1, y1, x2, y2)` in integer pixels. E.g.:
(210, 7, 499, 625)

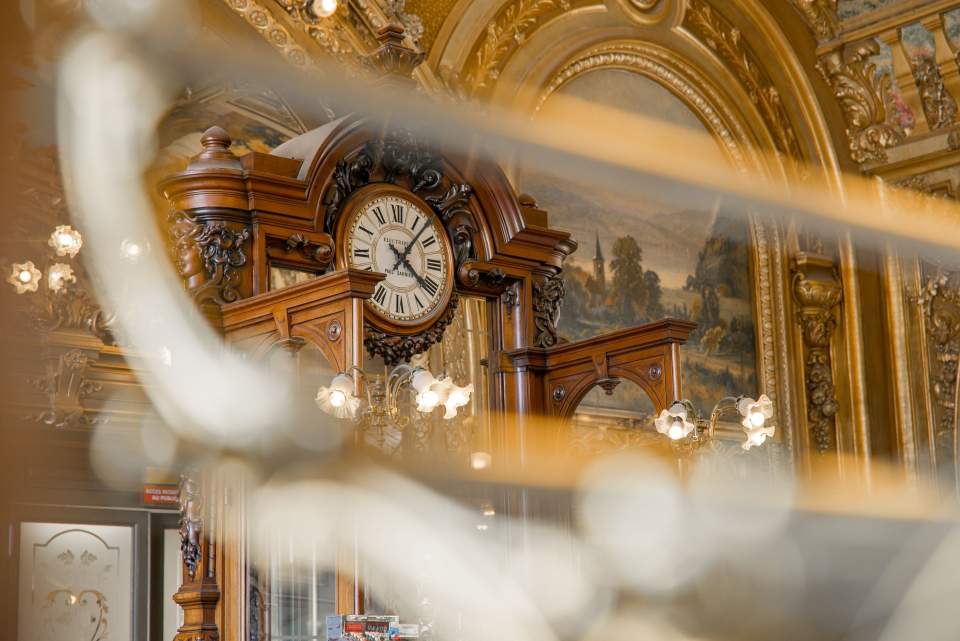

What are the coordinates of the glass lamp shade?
(8, 261, 42, 294)
(654, 402, 695, 440)
(742, 425, 776, 450)
(315, 373, 360, 419)
(47, 263, 76, 293)
(48, 225, 83, 258)
(442, 382, 473, 419)
(410, 369, 435, 393)
(737, 395, 774, 430)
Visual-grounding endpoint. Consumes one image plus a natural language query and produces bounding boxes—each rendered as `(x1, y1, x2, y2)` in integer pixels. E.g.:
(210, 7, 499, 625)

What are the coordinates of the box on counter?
(326, 615, 345, 641)
(364, 615, 400, 641)
(388, 623, 420, 641)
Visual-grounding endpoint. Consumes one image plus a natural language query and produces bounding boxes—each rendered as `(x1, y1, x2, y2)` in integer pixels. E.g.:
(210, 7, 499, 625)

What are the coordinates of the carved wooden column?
(174, 472, 220, 641)
(792, 252, 843, 454)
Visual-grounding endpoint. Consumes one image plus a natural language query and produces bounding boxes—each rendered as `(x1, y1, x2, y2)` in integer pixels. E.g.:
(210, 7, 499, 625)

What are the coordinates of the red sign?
(143, 484, 179, 506)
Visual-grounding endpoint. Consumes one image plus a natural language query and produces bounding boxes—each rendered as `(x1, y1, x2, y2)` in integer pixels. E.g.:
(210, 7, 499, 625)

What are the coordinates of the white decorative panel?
(163, 528, 183, 641)
(18, 522, 133, 641)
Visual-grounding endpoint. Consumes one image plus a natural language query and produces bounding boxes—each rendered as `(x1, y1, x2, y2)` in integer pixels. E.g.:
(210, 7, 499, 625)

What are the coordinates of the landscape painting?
(522, 69, 758, 415)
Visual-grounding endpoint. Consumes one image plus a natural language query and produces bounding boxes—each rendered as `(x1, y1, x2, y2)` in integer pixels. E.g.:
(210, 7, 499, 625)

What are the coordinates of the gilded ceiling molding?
(463, 0, 573, 96)
(533, 43, 748, 167)
(912, 56, 958, 131)
(816, 41, 905, 164)
(222, 0, 316, 67)
(788, 0, 839, 41)
(683, 0, 803, 161)
(272, 0, 359, 59)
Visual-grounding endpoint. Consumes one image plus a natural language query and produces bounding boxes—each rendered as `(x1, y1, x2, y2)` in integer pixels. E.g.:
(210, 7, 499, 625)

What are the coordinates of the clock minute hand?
(399, 218, 431, 262)
(400, 255, 429, 290)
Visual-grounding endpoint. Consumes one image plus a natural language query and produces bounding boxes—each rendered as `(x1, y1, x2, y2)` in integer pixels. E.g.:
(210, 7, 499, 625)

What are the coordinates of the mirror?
(569, 379, 659, 453)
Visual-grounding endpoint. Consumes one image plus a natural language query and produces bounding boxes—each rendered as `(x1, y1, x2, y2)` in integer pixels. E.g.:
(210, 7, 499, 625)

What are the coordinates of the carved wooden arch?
(554, 359, 669, 420)
(502, 319, 695, 417)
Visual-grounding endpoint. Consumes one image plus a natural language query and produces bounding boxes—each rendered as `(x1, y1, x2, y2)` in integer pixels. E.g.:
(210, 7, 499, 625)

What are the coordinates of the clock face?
(345, 194, 451, 323)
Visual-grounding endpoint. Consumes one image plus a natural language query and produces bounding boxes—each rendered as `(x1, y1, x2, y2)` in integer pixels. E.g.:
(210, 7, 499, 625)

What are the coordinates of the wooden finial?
(187, 126, 242, 172)
(363, 22, 425, 80)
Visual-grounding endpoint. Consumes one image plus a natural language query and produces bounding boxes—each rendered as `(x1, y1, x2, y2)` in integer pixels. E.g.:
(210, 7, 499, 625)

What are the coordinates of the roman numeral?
(421, 235, 437, 249)
(409, 215, 419, 231)
(413, 293, 424, 309)
(391, 203, 404, 224)
(373, 285, 387, 305)
(353, 247, 369, 259)
(358, 224, 373, 236)
(372, 206, 386, 225)
(426, 258, 442, 272)
(422, 275, 439, 297)
(394, 294, 405, 315)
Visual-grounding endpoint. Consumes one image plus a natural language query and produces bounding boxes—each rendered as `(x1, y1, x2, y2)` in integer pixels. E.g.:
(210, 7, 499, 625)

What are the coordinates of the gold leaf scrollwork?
(912, 57, 958, 131)
(788, 0, 839, 41)
(792, 254, 842, 453)
(465, 0, 571, 96)
(817, 41, 905, 164)
(919, 265, 960, 473)
(223, 0, 314, 67)
(684, 0, 803, 160)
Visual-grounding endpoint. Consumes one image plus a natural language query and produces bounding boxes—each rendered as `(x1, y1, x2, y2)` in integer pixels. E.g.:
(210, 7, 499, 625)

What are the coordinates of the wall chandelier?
(316, 364, 474, 445)
(654, 394, 775, 450)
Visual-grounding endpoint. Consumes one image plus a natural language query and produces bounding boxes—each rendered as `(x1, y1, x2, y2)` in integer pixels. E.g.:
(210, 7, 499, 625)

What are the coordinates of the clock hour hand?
(385, 242, 405, 272)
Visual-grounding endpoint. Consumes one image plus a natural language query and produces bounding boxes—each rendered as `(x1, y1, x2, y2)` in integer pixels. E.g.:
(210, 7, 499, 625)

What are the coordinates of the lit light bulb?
(417, 388, 440, 411)
(8, 261, 42, 294)
(668, 421, 684, 440)
(312, 0, 337, 17)
(476, 523, 489, 531)
(316, 373, 359, 419)
(481, 504, 495, 517)
(329, 389, 347, 408)
(749, 409, 766, 427)
(470, 451, 491, 470)
(47, 263, 76, 293)
(121, 238, 148, 262)
(48, 225, 83, 257)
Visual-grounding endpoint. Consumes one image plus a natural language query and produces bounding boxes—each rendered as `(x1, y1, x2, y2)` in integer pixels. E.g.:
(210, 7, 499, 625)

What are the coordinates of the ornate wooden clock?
(335, 186, 455, 334)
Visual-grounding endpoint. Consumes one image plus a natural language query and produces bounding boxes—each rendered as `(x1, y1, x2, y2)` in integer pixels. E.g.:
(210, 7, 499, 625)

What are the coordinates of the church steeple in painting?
(592, 231, 606, 300)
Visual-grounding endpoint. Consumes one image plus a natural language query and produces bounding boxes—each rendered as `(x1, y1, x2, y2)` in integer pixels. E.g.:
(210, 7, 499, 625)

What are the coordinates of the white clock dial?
(347, 194, 450, 322)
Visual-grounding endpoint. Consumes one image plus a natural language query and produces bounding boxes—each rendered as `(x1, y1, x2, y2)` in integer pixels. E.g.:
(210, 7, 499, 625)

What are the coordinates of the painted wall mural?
(522, 69, 758, 415)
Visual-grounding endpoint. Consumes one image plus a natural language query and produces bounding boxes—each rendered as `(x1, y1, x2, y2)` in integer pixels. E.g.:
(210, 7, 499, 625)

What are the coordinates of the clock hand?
(400, 255, 429, 289)
(385, 242, 405, 272)
(398, 219, 431, 263)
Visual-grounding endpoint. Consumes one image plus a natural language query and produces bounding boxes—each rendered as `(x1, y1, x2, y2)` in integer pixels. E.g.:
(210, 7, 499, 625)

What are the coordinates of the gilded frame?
(513, 40, 798, 448)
